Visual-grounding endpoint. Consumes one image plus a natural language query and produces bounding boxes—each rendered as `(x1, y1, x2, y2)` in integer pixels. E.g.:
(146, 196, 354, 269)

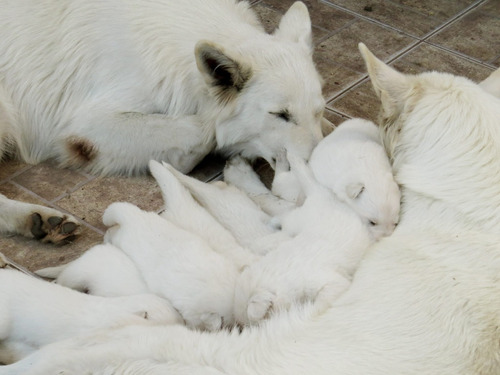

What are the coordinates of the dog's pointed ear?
(274, 2, 312, 53)
(346, 183, 365, 200)
(359, 43, 411, 118)
(195, 41, 252, 104)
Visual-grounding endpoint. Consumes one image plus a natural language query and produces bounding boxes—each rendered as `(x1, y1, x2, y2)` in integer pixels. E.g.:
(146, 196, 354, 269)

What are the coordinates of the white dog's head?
(195, 2, 325, 167)
(359, 43, 500, 229)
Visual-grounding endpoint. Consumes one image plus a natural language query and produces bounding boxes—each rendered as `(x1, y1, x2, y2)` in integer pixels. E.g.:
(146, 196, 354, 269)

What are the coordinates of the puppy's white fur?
(163, 165, 289, 255)
(150, 160, 258, 269)
(0, 0, 326, 242)
(103, 202, 238, 331)
(308, 118, 400, 239)
(5, 46, 500, 375)
(35, 244, 149, 297)
(234, 152, 372, 324)
(0, 269, 182, 364)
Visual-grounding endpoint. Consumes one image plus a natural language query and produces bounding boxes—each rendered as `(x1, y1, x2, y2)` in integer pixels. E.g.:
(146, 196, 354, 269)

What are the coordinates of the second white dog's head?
(195, 2, 325, 167)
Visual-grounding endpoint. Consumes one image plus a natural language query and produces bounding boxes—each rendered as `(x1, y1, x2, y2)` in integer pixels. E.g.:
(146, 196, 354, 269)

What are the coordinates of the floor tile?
(428, 1, 500, 66)
(260, 0, 355, 32)
(391, 0, 477, 20)
(392, 42, 494, 81)
(0, 159, 32, 182)
(0, 228, 103, 272)
(55, 175, 163, 231)
(314, 19, 416, 100)
(327, 80, 380, 122)
(12, 162, 90, 202)
(322, 0, 450, 37)
(252, 3, 329, 42)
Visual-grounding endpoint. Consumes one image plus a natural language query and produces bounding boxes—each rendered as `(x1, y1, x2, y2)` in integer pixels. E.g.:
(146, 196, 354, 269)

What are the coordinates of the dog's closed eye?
(270, 110, 292, 123)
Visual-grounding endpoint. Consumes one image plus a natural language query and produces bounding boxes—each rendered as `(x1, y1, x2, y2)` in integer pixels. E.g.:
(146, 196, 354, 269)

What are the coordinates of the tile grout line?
(8, 180, 105, 236)
(49, 174, 99, 203)
(0, 164, 34, 185)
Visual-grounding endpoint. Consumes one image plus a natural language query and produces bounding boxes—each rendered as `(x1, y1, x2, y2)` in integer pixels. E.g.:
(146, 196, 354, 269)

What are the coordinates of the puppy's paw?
(223, 156, 253, 184)
(200, 312, 224, 331)
(247, 290, 275, 323)
(29, 211, 80, 244)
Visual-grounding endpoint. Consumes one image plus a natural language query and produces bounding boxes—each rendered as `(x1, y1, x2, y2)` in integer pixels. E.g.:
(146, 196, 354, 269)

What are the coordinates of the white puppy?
(103, 202, 238, 331)
(150, 160, 258, 269)
(308, 118, 400, 239)
(163, 165, 289, 255)
(0, 269, 182, 364)
(234, 152, 373, 325)
(35, 244, 149, 297)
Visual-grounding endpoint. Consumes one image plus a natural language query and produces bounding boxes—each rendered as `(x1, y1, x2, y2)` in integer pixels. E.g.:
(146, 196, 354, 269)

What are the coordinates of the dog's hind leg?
(0, 194, 80, 244)
(223, 156, 296, 216)
(150, 160, 257, 268)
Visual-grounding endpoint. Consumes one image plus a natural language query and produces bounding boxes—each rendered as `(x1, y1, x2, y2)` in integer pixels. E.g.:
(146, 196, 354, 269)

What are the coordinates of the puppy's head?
(195, 2, 325, 167)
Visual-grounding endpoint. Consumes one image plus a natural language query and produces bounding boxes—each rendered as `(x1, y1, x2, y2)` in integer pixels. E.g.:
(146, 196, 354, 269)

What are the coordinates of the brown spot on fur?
(66, 136, 97, 165)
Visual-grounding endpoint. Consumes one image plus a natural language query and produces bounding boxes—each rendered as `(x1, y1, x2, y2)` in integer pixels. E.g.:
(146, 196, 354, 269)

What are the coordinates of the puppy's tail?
(35, 264, 68, 279)
(102, 202, 143, 228)
(149, 160, 196, 213)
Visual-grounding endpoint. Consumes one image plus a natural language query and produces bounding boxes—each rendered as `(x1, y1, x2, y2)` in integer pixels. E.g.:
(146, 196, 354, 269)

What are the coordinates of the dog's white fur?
(103, 202, 239, 331)
(308, 118, 400, 239)
(35, 244, 149, 297)
(234, 152, 372, 324)
(4, 46, 500, 375)
(0, 269, 182, 364)
(0, 0, 326, 242)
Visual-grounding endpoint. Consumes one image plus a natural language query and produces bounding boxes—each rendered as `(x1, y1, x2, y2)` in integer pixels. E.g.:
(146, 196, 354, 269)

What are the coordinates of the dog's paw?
(200, 312, 224, 331)
(29, 211, 80, 244)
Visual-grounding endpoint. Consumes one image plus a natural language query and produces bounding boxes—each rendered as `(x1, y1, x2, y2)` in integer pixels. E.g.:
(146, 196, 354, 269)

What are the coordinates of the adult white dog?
(0, 0, 326, 243)
(3, 44, 500, 375)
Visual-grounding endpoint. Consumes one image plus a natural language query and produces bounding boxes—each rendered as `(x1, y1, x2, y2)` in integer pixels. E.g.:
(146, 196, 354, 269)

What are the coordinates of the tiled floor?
(1, 0, 499, 271)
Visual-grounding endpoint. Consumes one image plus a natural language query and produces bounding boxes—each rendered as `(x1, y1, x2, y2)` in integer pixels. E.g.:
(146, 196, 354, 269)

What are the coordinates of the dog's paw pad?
(30, 212, 80, 244)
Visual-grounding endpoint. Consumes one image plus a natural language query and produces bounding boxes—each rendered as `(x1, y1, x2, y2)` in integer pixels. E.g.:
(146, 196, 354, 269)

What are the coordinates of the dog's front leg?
(55, 111, 214, 176)
(0, 193, 80, 244)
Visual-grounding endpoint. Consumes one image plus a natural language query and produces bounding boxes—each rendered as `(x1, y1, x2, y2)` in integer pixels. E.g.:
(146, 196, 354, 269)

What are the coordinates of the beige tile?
(0, 159, 32, 182)
(327, 80, 381, 123)
(390, 0, 477, 20)
(324, 109, 350, 130)
(314, 19, 416, 100)
(0, 181, 46, 204)
(392, 43, 495, 82)
(56, 175, 163, 231)
(12, 162, 89, 202)
(252, 4, 329, 42)
(428, 2, 500, 65)
(322, 0, 446, 37)
(0, 228, 103, 272)
(259, 0, 355, 32)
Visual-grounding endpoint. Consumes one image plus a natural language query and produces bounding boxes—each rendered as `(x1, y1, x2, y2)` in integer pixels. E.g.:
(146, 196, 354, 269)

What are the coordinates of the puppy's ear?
(359, 43, 410, 119)
(195, 41, 252, 104)
(346, 183, 365, 200)
(274, 2, 313, 53)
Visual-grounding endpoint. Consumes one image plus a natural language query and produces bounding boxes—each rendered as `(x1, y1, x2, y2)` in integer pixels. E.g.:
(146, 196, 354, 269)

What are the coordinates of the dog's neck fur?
(384, 76, 500, 234)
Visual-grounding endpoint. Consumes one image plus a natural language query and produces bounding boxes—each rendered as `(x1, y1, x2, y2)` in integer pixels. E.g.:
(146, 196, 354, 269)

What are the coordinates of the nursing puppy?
(0, 0, 325, 243)
(6, 47, 500, 375)
(35, 244, 149, 297)
(103, 202, 239, 331)
(234, 152, 372, 324)
(0, 269, 182, 364)
(308, 118, 400, 239)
